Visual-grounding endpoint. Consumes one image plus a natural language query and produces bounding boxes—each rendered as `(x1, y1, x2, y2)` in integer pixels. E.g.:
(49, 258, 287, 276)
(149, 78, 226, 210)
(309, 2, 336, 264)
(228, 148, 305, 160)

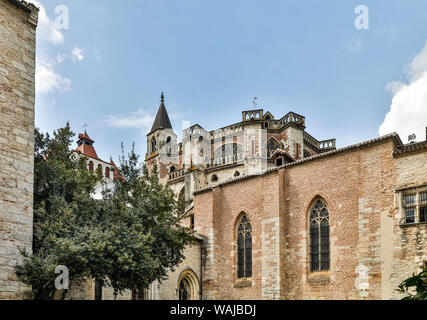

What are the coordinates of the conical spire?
(149, 92, 172, 134)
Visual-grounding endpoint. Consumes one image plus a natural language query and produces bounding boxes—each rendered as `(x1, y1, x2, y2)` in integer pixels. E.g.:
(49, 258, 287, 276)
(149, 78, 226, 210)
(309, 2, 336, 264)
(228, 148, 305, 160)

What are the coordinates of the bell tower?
(146, 93, 177, 178)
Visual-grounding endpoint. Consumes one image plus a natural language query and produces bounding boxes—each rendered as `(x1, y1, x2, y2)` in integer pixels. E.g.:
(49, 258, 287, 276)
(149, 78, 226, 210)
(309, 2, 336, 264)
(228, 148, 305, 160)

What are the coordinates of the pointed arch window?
(237, 215, 252, 279)
(151, 137, 157, 153)
(267, 138, 281, 157)
(309, 199, 330, 272)
(89, 161, 94, 172)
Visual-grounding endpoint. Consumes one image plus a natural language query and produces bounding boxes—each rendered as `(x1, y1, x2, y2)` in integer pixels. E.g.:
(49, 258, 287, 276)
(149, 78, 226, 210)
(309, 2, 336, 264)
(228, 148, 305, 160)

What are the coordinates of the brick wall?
(194, 137, 426, 300)
(194, 172, 283, 299)
(0, 0, 38, 300)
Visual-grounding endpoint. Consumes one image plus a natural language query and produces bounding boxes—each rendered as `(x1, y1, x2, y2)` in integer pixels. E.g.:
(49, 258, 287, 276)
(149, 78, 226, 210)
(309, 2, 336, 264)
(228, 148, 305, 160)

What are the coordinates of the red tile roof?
(75, 131, 99, 159)
(77, 132, 94, 143)
(75, 143, 99, 160)
(109, 159, 124, 181)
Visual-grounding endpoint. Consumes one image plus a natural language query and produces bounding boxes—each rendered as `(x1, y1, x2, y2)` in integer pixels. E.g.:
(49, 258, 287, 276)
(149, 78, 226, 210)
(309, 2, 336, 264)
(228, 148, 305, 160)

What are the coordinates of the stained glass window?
(309, 199, 330, 272)
(237, 215, 252, 278)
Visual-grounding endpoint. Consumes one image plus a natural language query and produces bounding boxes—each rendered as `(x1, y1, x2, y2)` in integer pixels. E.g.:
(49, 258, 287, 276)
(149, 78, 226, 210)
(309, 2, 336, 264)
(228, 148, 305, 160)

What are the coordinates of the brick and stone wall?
(194, 136, 426, 300)
(194, 172, 283, 300)
(0, 0, 38, 300)
(155, 240, 202, 300)
(389, 149, 427, 299)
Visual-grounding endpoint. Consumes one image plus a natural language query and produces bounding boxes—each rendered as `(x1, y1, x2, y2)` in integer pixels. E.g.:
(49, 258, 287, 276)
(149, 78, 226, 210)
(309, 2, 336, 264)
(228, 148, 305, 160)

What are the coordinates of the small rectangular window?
(405, 208, 415, 224)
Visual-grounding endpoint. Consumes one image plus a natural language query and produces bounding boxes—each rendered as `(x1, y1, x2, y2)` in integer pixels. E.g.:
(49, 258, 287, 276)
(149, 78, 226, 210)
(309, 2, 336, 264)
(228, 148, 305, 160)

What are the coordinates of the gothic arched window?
(105, 167, 110, 179)
(267, 138, 281, 157)
(237, 215, 252, 279)
(166, 136, 172, 155)
(309, 199, 330, 272)
(89, 161, 94, 172)
(151, 137, 157, 153)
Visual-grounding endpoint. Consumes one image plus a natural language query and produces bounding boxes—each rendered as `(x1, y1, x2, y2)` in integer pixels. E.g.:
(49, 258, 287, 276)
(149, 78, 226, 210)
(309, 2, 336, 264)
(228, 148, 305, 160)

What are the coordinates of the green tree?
(85, 144, 194, 298)
(17, 123, 101, 299)
(17, 125, 194, 300)
(397, 261, 427, 300)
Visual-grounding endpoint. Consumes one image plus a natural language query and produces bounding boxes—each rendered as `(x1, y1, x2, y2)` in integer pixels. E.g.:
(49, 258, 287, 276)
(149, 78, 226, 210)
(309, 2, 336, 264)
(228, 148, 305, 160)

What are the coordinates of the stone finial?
(161, 92, 165, 103)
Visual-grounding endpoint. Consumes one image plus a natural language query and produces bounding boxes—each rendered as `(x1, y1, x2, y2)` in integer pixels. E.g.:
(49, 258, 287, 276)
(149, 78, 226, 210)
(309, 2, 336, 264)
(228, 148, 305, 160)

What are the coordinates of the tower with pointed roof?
(146, 93, 178, 179)
(73, 130, 122, 193)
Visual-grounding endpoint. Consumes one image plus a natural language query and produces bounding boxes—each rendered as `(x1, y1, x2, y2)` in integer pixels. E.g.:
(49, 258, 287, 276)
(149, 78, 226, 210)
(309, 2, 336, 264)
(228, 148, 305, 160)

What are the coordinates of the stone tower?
(145, 93, 177, 182)
(0, 0, 39, 299)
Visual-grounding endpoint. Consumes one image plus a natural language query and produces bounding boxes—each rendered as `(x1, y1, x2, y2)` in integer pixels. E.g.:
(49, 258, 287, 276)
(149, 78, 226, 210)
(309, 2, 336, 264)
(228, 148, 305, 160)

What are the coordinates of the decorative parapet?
(242, 109, 264, 122)
(319, 139, 336, 151)
(304, 132, 336, 152)
(263, 111, 306, 129)
(304, 132, 319, 148)
(211, 123, 244, 140)
(168, 168, 185, 181)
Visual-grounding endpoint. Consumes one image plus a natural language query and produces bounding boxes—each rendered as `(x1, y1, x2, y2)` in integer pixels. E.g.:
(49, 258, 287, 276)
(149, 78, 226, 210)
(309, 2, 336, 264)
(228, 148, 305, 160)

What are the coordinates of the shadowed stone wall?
(0, 0, 38, 300)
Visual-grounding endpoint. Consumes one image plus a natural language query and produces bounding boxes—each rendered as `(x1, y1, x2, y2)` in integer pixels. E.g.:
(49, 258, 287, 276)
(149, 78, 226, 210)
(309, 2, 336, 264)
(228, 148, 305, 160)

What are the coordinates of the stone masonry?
(0, 0, 38, 300)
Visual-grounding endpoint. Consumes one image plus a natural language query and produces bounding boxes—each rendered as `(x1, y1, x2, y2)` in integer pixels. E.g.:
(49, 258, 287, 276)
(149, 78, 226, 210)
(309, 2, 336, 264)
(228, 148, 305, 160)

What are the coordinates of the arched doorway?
(179, 278, 191, 300)
(177, 269, 200, 300)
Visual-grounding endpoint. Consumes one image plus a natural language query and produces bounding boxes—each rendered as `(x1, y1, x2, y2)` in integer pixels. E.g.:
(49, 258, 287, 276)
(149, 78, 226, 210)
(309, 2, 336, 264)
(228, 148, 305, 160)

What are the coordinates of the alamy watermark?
(54, 5, 70, 30)
(54, 265, 69, 290)
(354, 5, 369, 30)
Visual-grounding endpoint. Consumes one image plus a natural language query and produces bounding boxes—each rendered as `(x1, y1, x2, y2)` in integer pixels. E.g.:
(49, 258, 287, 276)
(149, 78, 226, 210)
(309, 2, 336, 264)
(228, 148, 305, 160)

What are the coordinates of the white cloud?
(72, 47, 84, 62)
(56, 53, 67, 64)
(379, 41, 427, 142)
(24, 1, 72, 96)
(36, 58, 71, 94)
(103, 109, 155, 130)
(27, 0, 64, 45)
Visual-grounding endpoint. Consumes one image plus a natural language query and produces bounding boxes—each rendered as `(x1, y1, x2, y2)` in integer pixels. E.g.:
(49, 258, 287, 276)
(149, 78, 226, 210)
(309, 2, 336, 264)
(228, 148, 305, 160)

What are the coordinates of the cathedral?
(138, 93, 427, 300)
(0, 0, 426, 301)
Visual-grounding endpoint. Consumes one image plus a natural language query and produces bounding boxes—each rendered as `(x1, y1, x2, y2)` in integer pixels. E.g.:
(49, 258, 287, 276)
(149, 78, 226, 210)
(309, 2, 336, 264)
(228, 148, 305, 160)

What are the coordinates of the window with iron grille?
(405, 208, 416, 224)
(309, 199, 330, 272)
(401, 190, 427, 225)
(237, 215, 252, 279)
(403, 194, 416, 224)
(404, 194, 416, 206)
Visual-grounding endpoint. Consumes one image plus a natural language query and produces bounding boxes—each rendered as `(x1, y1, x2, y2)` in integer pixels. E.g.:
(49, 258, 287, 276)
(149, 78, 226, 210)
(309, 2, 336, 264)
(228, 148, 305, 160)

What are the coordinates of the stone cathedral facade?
(0, 0, 426, 300)
(142, 94, 427, 300)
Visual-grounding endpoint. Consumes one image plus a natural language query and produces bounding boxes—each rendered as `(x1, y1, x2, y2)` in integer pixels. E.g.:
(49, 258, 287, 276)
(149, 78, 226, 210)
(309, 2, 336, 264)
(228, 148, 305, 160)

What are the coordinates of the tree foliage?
(397, 261, 427, 300)
(16, 124, 194, 299)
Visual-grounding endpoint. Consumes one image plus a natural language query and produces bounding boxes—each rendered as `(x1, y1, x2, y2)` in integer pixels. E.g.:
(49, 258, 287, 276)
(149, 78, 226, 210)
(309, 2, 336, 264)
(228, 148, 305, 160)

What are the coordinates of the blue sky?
(31, 0, 427, 162)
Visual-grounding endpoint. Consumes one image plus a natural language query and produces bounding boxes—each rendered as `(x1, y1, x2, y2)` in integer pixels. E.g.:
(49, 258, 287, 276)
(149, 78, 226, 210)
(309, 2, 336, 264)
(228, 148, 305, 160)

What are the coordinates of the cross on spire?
(252, 97, 258, 109)
(161, 92, 165, 103)
(82, 123, 88, 133)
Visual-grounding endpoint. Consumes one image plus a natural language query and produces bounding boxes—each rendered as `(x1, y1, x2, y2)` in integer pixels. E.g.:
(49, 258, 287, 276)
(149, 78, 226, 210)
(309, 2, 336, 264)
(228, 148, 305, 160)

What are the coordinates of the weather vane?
(252, 97, 258, 109)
